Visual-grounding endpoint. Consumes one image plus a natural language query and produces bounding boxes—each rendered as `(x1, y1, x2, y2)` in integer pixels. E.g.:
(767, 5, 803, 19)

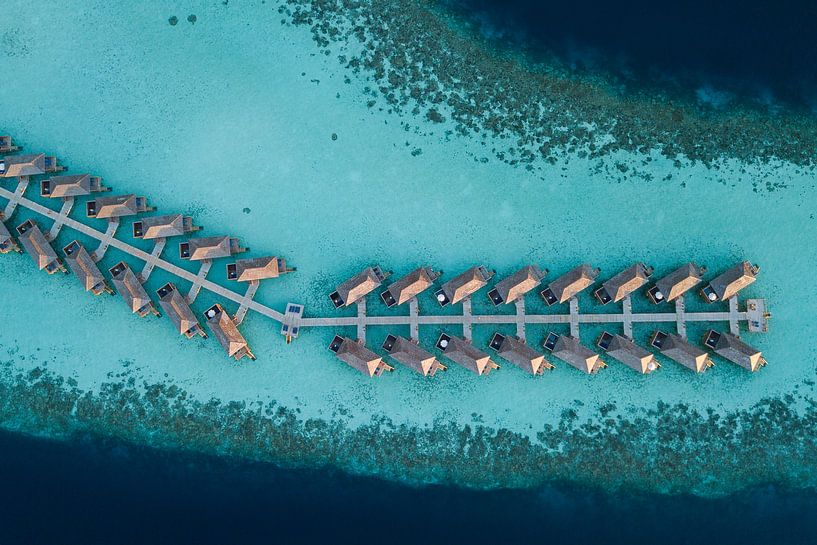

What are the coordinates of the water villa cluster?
(1, 137, 771, 379)
(325, 262, 769, 377)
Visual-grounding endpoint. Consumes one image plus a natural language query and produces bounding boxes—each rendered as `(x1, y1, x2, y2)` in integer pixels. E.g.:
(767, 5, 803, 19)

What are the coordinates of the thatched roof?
(491, 334, 552, 375)
(551, 335, 604, 374)
(599, 263, 651, 303)
(332, 337, 386, 377)
(1, 154, 45, 177)
(603, 334, 658, 374)
(706, 262, 758, 301)
(182, 236, 235, 261)
(63, 241, 106, 292)
(546, 264, 599, 304)
(110, 262, 152, 314)
(17, 221, 57, 270)
(438, 334, 498, 375)
(158, 283, 199, 336)
(653, 332, 712, 373)
(490, 265, 546, 305)
(382, 267, 439, 306)
(136, 214, 189, 239)
(41, 174, 95, 198)
(205, 304, 252, 359)
(384, 335, 444, 376)
(653, 263, 705, 302)
(439, 266, 493, 305)
(707, 331, 765, 372)
(333, 267, 386, 307)
(230, 256, 283, 282)
(89, 194, 145, 219)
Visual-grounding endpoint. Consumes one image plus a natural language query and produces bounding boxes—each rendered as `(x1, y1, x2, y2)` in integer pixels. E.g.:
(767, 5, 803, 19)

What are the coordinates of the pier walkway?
(1, 170, 770, 369)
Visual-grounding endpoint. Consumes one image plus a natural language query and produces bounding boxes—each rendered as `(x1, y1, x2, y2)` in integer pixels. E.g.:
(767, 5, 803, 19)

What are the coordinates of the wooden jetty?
(16, 219, 66, 274)
(205, 303, 255, 361)
(700, 262, 759, 303)
(330, 266, 390, 308)
(133, 214, 200, 240)
(541, 264, 600, 306)
(380, 266, 440, 307)
(488, 265, 547, 306)
(435, 333, 499, 376)
(382, 334, 446, 376)
(489, 333, 553, 375)
(594, 263, 653, 304)
(329, 335, 393, 377)
(63, 240, 112, 295)
(543, 332, 606, 374)
(157, 283, 207, 339)
(41, 174, 108, 199)
(434, 265, 494, 306)
(647, 262, 706, 304)
(109, 261, 160, 317)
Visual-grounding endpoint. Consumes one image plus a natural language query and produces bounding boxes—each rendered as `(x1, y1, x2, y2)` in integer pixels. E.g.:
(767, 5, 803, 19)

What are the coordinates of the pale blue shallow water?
(1, 0, 816, 497)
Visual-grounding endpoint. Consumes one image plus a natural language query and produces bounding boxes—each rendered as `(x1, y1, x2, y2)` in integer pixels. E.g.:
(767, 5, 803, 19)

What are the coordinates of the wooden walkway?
(0, 180, 766, 348)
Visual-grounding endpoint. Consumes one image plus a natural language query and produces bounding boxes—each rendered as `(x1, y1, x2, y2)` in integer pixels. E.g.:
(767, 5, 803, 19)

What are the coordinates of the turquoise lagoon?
(1, 1, 815, 494)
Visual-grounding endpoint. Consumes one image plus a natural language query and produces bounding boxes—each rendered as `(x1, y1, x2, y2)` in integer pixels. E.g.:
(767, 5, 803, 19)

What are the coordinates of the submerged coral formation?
(1, 361, 815, 496)
(278, 0, 817, 174)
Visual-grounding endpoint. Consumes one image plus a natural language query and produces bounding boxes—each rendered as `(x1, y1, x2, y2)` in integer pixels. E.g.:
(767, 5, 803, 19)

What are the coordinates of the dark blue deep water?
(1, 430, 816, 544)
(444, 0, 817, 111)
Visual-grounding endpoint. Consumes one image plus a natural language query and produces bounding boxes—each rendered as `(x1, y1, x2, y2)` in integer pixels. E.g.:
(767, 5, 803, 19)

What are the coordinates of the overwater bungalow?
(594, 263, 653, 305)
(489, 333, 554, 375)
(0, 136, 19, 154)
(540, 264, 600, 306)
(227, 256, 294, 282)
(157, 283, 207, 339)
(382, 334, 446, 376)
(109, 261, 160, 317)
(63, 240, 112, 295)
(649, 331, 714, 373)
(15, 219, 66, 274)
(380, 266, 441, 307)
(434, 265, 494, 307)
(700, 261, 759, 303)
(132, 214, 200, 240)
(86, 194, 153, 219)
(328, 335, 393, 377)
(204, 303, 255, 361)
(179, 236, 247, 261)
(329, 266, 390, 308)
(435, 333, 499, 376)
(0, 216, 21, 254)
(487, 265, 547, 306)
(40, 174, 108, 199)
(703, 330, 766, 372)
(646, 262, 706, 304)
(596, 331, 659, 374)
(542, 332, 606, 374)
(0, 153, 63, 178)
